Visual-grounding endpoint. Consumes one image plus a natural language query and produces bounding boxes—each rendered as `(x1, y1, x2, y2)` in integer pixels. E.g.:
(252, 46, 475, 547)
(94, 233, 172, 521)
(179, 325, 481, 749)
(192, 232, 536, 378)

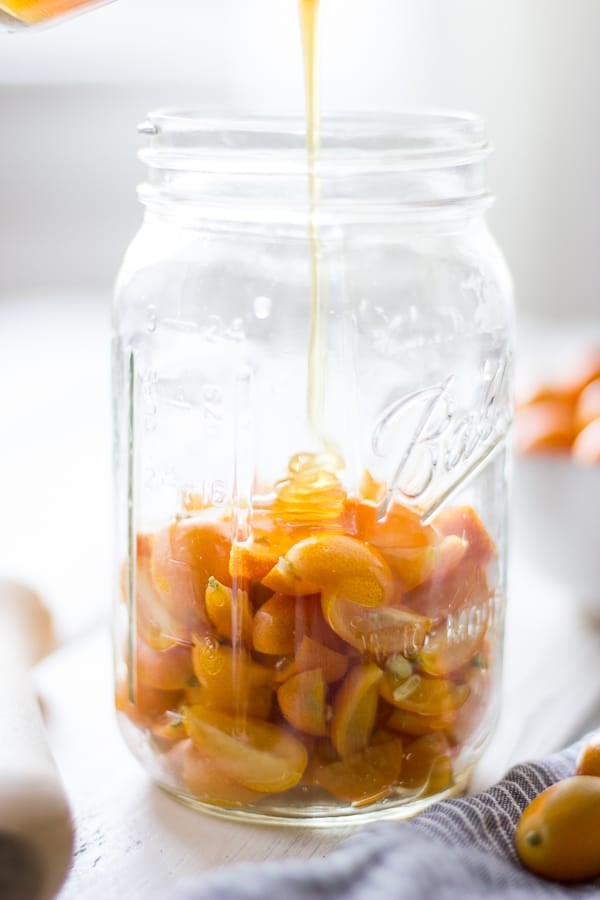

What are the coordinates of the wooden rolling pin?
(0, 579, 74, 900)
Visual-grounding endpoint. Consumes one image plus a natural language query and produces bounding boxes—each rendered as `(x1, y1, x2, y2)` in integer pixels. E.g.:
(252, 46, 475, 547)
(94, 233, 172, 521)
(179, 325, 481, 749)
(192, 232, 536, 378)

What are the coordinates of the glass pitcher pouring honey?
(0, 0, 111, 29)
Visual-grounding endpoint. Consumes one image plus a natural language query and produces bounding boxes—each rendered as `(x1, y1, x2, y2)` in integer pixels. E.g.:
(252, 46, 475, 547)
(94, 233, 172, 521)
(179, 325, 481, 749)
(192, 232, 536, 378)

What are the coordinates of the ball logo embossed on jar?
(372, 354, 512, 508)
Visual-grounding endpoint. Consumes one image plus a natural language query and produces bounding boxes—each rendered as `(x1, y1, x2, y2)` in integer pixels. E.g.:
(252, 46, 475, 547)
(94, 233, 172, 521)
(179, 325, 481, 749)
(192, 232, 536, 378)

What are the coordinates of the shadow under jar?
(113, 111, 514, 825)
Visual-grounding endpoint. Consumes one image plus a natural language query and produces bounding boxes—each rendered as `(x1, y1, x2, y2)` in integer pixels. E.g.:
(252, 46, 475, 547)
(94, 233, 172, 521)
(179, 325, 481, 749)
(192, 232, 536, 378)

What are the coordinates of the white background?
(0, 0, 599, 318)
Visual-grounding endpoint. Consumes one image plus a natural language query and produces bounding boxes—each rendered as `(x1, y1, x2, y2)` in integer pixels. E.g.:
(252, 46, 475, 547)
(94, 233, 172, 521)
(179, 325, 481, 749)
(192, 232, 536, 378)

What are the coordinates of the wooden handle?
(0, 580, 74, 900)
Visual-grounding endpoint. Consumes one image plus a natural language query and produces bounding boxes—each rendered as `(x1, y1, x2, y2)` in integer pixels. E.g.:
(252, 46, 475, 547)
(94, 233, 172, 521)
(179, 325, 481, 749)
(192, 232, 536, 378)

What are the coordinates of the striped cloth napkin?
(178, 735, 600, 899)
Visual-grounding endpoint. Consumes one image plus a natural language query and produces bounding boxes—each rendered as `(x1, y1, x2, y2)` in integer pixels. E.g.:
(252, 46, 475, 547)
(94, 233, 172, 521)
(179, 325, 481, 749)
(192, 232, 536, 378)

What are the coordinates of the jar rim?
(138, 110, 491, 175)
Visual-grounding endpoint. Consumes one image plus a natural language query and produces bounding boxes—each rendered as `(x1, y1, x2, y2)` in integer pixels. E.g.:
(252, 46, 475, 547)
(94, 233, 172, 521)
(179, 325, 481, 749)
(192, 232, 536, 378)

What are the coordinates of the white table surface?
(2, 294, 600, 900)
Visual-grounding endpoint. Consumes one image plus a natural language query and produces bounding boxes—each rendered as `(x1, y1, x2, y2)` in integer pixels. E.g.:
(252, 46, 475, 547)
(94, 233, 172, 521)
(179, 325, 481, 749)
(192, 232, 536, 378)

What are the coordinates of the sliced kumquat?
(187, 681, 273, 720)
(135, 637, 194, 691)
(129, 479, 498, 810)
(137, 532, 155, 560)
(183, 705, 308, 793)
(331, 663, 383, 758)
(115, 674, 181, 725)
(379, 545, 438, 591)
(261, 556, 319, 596)
(379, 534, 468, 595)
(380, 671, 470, 717)
(135, 542, 194, 651)
(183, 685, 204, 704)
(434, 506, 496, 566)
(370, 728, 398, 747)
(400, 733, 453, 795)
(314, 738, 403, 805)
(386, 708, 454, 738)
(275, 635, 348, 684)
(229, 538, 287, 583)
(434, 534, 470, 578)
(301, 736, 340, 785)
(192, 637, 272, 686)
(151, 517, 232, 622)
(322, 593, 431, 660)
(371, 501, 437, 549)
(150, 710, 186, 743)
(277, 669, 328, 736)
(253, 593, 303, 655)
(169, 739, 266, 807)
(447, 665, 492, 744)
(191, 638, 273, 716)
(338, 497, 380, 541)
(297, 598, 350, 653)
(205, 577, 253, 644)
(269, 534, 394, 608)
(405, 556, 490, 622)
(418, 594, 491, 676)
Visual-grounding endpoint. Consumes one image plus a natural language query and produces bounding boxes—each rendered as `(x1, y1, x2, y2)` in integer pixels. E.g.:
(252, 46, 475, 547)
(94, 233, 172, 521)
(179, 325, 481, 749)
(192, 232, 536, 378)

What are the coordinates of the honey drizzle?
(298, 0, 324, 437)
(271, 0, 345, 521)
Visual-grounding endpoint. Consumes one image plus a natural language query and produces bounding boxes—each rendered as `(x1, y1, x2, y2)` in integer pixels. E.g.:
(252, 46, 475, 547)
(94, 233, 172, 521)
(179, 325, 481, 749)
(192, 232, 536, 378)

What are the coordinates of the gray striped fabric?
(178, 737, 600, 899)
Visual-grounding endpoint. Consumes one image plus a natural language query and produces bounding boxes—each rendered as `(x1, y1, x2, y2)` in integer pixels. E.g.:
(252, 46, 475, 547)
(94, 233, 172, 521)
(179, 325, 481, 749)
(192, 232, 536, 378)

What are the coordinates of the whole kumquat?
(516, 776, 600, 883)
(576, 733, 600, 777)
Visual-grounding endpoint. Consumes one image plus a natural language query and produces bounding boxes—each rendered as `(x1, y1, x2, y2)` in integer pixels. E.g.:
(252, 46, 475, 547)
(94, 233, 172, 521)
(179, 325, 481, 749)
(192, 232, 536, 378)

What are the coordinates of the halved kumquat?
(192, 639, 273, 717)
(322, 593, 431, 660)
(331, 663, 383, 758)
(380, 672, 470, 717)
(418, 596, 490, 676)
(277, 669, 328, 736)
(434, 506, 495, 566)
(135, 637, 194, 691)
(205, 577, 253, 644)
(151, 518, 232, 622)
(314, 738, 403, 805)
(275, 635, 348, 684)
(400, 733, 453, 795)
(115, 674, 181, 725)
(183, 705, 308, 793)
(169, 739, 266, 807)
(266, 534, 394, 607)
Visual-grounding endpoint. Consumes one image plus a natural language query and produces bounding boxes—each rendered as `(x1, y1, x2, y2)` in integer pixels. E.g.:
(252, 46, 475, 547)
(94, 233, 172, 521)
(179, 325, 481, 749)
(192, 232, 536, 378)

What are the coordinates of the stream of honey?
(298, 0, 323, 434)
(272, 0, 346, 521)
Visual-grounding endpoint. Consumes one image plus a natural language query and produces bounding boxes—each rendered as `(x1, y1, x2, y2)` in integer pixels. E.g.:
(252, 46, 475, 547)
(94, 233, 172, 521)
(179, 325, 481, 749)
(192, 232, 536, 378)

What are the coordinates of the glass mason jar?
(113, 111, 514, 825)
